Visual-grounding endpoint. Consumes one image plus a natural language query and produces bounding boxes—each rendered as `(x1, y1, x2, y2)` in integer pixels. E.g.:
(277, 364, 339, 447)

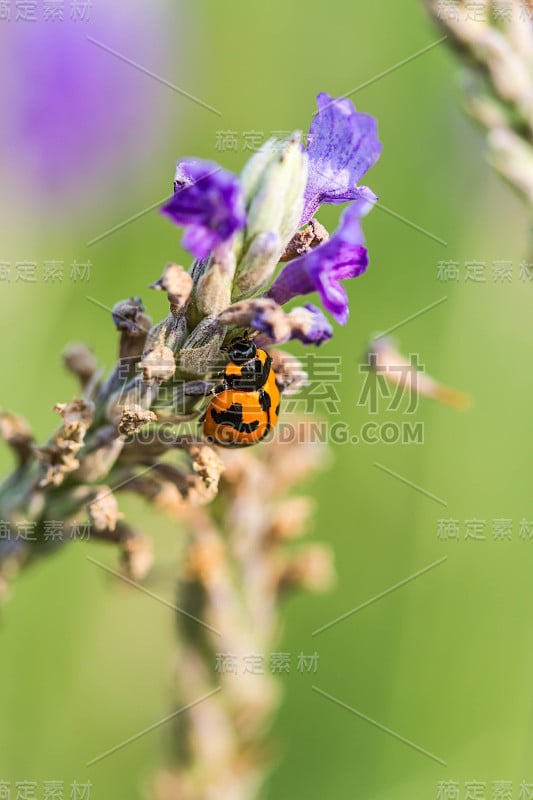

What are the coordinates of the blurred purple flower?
(301, 92, 382, 225)
(161, 159, 246, 259)
(267, 191, 376, 325)
(0, 1, 183, 194)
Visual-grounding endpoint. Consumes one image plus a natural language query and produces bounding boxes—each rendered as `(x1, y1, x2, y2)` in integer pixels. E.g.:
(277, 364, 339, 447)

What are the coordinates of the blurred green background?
(1, 1, 532, 798)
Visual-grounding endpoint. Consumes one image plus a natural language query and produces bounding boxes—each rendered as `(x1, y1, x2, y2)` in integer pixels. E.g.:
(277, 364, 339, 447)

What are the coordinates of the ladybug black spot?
(210, 403, 260, 434)
(259, 388, 271, 412)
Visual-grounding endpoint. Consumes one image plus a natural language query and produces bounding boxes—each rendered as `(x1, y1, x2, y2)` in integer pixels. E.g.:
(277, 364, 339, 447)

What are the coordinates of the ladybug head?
(227, 334, 257, 365)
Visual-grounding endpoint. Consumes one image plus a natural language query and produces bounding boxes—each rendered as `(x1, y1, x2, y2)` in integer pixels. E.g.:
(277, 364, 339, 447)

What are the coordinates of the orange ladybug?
(202, 334, 281, 447)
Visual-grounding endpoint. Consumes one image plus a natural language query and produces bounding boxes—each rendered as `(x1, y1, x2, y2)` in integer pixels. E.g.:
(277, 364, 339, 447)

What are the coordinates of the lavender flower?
(301, 92, 382, 225)
(267, 192, 375, 325)
(161, 159, 246, 259)
(161, 93, 381, 334)
(1, 87, 383, 800)
(0, 0, 181, 194)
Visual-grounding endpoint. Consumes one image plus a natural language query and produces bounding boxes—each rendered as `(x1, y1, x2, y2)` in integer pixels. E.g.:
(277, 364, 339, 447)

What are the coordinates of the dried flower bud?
(63, 343, 99, 389)
(87, 486, 123, 532)
(140, 345, 176, 384)
(34, 399, 94, 487)
(149, 451, 221, 507)
(55, 399, 94, 435)
(121, 533, 154, 581)
(112, 297, 144, 332)
(34, 448, 80, 488)
(222, 299, 332, 347)
(150, 263, 193, 314)
(184, 477, 219, 507)
(267, 497, 315, 541)
(219, 298, 290, 342)
(0, 411, 34, 466)
(182, 440, 224, 494)
(113, 297, 152, 361)
(153, 481, 186, 517)
(286, 305, 333, 346)
(126, 470, 186, 518)
(118, 405, 157, 437)
(278, 544, 335, 594)
(280, 218, 329, 262)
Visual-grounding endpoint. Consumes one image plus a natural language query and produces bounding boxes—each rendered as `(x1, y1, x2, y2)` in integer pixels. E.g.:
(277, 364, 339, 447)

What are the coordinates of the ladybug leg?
(183, 380, 218, 397)
(173, 379, 217, 418)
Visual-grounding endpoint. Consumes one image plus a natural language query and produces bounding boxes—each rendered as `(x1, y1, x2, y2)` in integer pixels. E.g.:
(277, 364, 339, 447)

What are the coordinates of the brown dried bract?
(183, 440, 224, 494)
(120, 532, 154, 581)
(113, 297, 152, 361)
(150, 263, 194, 315)
(87, 486, 123, 532)
(219, 298, 291, 343)
(280, 218, 329, 262)
(266, 496, 315, 541)
(118, 405, 157, 436)
(278, 544, 335, 594)
(34, 399, 94, 488)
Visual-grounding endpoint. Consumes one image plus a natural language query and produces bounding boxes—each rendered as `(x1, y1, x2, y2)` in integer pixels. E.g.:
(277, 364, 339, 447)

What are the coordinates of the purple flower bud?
(161, 159, 246, 259)
(288, 305, 333, 345)
(267, 192, 375, 325)
(301, 92, 382, 225)
(251, 302, 332, 347)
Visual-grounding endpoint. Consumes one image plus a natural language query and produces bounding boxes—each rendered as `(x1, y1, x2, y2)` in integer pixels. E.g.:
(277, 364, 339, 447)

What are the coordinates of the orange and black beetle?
(202, 335, 281, 447)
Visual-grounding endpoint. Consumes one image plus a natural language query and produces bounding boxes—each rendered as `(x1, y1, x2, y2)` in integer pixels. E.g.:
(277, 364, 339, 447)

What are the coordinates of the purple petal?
(314, 275, 351, 326)
(301, 92, 382, 225)
(161, 159, 246, 259)
(267, 196, 374, 325)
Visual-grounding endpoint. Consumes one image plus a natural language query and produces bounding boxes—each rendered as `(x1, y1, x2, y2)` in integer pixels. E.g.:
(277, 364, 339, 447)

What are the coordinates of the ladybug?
(202, 334, 281, 448)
